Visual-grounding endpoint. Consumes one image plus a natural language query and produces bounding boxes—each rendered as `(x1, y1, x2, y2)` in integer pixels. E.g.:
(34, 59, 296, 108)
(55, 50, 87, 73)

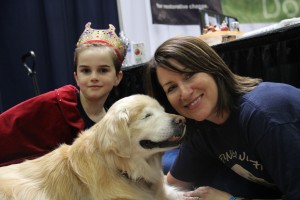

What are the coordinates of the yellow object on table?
(199, 31, 244, 46)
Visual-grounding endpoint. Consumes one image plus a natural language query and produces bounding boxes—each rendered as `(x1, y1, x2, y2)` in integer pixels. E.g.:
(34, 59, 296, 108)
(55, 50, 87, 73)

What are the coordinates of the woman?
(144, 36, 300, 199)
(0, 22, 126, 167)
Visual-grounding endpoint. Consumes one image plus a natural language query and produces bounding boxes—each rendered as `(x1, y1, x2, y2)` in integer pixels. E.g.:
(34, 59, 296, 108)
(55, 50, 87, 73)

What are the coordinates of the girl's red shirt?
(0, 85, 84, 166)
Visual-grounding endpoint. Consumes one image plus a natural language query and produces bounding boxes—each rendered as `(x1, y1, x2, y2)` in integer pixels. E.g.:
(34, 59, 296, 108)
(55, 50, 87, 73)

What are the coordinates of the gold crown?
(77, 22, 127, 62)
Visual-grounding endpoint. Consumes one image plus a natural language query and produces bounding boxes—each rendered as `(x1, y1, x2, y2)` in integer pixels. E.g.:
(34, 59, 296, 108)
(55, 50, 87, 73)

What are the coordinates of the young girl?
(145, 36, 300, 200)
(0, 22, 127, 167)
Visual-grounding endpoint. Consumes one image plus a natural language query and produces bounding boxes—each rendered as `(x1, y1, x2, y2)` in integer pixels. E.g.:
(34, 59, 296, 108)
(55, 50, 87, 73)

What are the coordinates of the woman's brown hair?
(144, 36, 262, 116)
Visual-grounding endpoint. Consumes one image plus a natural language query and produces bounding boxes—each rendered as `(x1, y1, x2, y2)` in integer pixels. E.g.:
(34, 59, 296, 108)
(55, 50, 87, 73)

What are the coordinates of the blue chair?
(162, 148, 179, 174)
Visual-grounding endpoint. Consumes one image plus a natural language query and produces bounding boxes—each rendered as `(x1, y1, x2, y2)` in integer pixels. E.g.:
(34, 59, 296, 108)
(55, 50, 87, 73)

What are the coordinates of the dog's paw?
(164, 184, 185, 200)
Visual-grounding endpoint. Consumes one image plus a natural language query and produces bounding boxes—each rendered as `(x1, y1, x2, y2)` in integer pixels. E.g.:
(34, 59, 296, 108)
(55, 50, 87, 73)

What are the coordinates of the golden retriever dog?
(0, 94, 186, 200)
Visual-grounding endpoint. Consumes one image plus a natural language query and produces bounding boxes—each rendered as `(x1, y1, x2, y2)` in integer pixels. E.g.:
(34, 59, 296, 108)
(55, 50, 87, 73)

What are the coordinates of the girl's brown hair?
(74, 43, 122, 74)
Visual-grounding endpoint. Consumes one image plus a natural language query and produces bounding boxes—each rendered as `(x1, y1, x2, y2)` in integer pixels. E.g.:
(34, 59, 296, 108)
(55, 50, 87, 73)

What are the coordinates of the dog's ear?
(98, 108, 131, 158)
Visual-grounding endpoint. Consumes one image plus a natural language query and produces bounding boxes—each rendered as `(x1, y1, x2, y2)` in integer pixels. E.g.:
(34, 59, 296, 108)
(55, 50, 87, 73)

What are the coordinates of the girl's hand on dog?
(183, 186, 234, 200)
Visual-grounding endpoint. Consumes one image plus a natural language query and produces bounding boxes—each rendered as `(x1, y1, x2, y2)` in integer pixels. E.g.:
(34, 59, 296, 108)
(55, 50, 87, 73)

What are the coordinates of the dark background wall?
(0, 0, 120, 113)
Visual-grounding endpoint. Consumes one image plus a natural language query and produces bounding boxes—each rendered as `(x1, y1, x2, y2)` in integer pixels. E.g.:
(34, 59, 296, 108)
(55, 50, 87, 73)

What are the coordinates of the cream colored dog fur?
(0, 94, 186, 200)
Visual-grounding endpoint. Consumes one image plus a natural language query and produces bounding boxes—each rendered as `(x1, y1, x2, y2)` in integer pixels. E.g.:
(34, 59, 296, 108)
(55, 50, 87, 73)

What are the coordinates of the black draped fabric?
(212, 23, 300, 88)
(0, 0, 120, 112)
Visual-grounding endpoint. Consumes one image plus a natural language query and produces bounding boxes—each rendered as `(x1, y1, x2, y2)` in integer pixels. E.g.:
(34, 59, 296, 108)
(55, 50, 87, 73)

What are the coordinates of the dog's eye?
(143, 113, 152, 119)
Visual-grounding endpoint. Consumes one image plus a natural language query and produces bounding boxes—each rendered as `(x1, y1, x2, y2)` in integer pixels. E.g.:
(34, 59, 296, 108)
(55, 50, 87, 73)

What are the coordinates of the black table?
(213, 23, 300, 88)
(105, 63, 147, 108)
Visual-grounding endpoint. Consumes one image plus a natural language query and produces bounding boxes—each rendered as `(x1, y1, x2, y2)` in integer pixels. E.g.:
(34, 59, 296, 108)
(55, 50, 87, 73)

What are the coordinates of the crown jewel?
(77, 22, 127, 62)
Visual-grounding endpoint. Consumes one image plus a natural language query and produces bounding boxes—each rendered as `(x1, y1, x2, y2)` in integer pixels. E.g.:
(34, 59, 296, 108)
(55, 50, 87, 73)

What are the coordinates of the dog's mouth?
(140, 134, 185, 149)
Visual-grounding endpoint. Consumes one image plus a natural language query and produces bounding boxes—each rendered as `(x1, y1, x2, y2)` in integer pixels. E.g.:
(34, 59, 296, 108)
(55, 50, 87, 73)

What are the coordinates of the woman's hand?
(183, 186, 234, 200)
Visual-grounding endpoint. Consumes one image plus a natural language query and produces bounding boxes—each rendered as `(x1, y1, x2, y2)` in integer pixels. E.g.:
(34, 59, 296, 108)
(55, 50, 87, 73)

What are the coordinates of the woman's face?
(156, 59, 219, 123)
(74, 47, 122, 102)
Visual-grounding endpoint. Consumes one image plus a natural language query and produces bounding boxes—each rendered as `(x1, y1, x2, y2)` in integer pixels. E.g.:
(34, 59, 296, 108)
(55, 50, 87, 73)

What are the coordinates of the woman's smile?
(185, 94, 203, 110)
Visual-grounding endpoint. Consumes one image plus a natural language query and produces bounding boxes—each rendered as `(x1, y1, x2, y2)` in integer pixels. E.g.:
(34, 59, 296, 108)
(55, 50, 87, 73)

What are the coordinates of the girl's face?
(74, 48, 122, 102)
(156, 59, 219, 123)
